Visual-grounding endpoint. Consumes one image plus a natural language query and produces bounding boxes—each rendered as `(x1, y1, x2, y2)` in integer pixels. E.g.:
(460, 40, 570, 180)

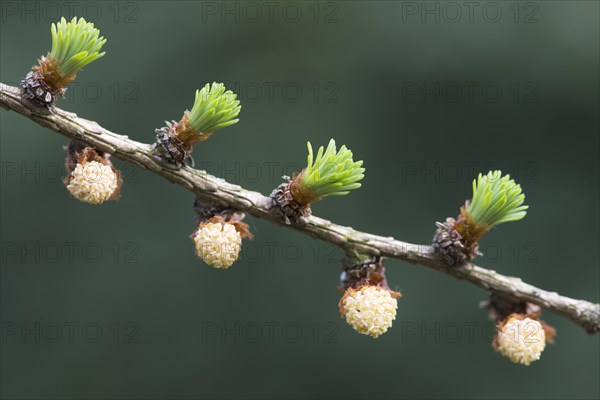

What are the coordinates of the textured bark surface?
(2, 82, 598, 333)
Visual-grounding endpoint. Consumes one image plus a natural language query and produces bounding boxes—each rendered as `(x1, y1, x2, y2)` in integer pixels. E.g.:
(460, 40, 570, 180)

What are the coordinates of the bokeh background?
(1, 1, 599, 399)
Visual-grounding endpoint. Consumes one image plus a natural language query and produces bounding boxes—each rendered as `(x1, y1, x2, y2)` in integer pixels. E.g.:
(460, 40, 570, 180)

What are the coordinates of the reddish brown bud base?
(153, 114, 212, 168)
(270, 173, 320, 224)
(21, 55, 75, 107)
(433, 206, 489, 266)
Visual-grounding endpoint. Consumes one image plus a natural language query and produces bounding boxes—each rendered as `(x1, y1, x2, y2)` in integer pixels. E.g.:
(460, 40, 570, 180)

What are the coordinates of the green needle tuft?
(300, 139, 365, 198)
(49, 17, 106, 78)
(466, 170, 528, 228)
(187, 83, 241, 133)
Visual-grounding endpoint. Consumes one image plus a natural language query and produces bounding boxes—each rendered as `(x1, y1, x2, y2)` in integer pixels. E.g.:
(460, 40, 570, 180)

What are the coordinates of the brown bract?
(289, 170, 321, 206)
(34, 55, 76, 90)
(200, 215, 253, 240)
(63, 143, 122, 200)
(339, 256, 392, 291)
(486, 294, 556, 344)
(433, 217, 479, 265)
(455, 205, 491, 244)
(193, 197, 253, 239)
(175, 113, 213, 148)
(270, 172, 321, 224)
(432, 206, 490, 266)
(153, 113, 212, 167)
(21, 55, 75, 106)
(270, 177, 311, 224)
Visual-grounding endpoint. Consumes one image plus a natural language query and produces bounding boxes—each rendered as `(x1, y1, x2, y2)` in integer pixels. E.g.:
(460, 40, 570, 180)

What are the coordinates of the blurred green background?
(1, 1, 598, 399)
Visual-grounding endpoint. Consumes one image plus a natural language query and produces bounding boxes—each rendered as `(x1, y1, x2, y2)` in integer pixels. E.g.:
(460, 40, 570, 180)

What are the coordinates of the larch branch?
(1, 82, 598, 333)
